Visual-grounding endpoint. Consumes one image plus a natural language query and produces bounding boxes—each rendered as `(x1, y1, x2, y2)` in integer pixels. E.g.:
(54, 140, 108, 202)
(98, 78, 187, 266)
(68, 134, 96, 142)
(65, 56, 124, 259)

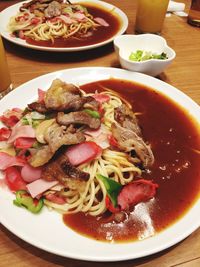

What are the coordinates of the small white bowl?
(114, 34, 176, 76)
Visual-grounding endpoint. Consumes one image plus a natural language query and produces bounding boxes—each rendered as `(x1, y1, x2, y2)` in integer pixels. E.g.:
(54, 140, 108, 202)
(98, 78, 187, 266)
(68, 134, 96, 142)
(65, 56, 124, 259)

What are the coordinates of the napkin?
(167, 1, 187, 17)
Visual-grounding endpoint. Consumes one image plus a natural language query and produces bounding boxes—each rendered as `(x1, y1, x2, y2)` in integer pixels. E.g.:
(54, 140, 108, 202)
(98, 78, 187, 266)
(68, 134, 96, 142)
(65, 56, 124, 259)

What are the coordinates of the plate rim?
(0, 0, 128, 52)
(0, 67, 200, 262)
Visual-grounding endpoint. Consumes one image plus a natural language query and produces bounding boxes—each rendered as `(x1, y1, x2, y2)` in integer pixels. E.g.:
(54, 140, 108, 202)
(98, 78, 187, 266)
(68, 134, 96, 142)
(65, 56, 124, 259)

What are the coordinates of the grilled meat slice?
(44, 79, 84, 111)
(41, 153, 89, 192)
(28, 80, 100, 115)
(83, 96, 100, 111)
(112, 123, 154, 168)
(114, 104, 141, 136)
(44, 123, 85, 153)
(28, 101, 49, 114)
(57, 111, 101, 129)
(112, 104, 154, 167)
(20, 0, 63, 12)
(29, 123, 85, 167)
(44, 0, 62, 18)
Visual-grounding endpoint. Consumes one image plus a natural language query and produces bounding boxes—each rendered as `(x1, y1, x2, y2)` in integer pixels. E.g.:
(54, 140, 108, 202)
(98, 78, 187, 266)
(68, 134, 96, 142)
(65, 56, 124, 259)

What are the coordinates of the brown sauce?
(26, 3, 121, 48)
(63, 79, 200, 242)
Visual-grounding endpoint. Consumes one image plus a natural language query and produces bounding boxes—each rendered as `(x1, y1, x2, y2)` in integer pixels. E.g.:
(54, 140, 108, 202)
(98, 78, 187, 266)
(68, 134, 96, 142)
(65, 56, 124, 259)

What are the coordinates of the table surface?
(0, 0, 200, 266)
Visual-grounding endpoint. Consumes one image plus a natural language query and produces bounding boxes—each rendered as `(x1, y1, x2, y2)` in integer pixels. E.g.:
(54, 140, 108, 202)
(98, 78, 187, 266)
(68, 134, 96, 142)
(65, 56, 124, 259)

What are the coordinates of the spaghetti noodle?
(7, 0, 108, 43)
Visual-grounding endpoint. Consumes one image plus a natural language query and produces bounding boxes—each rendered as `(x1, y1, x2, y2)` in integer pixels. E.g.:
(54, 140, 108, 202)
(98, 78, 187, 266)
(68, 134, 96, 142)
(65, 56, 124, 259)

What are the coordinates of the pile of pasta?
(44, 90, 142, 216)
(8, 1, 103, 42)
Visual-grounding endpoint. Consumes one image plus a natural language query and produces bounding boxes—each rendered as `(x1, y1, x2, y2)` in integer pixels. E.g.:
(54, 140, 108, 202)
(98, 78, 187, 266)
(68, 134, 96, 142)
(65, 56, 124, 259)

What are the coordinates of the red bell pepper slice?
(5, 166, 27, 192)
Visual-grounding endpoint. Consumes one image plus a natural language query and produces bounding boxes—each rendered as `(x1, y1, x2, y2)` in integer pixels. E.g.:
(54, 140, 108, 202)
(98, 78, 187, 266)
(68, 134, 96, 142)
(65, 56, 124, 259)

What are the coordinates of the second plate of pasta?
(0, 0, 128, 52)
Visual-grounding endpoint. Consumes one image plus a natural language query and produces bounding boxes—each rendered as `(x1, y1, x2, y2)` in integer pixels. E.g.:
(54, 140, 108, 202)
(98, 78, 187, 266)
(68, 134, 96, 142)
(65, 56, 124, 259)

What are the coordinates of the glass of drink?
(135, 0, 170, 34)
(0, 35, 13, 99)
(187, 0, 200, 27)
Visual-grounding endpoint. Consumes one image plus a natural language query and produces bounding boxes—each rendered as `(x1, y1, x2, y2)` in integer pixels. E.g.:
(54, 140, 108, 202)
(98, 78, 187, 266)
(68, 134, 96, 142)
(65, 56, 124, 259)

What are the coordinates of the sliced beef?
(114, 104, 141, 136)
(20, 0, 62, 12)
(44, 79, 84, 111)
(41, 153, 89, 192)
(83, 96, 100, 111)
(29, 123, 85, 167)
(28, 101, 49, 114)
(44, 123, 85, 152)
(57, 111, 101, 129)
(28, 80, 100, 115)
(112, 104, 154, 168)
(44, 0, 62, 18)
(112, 123, 154, 167)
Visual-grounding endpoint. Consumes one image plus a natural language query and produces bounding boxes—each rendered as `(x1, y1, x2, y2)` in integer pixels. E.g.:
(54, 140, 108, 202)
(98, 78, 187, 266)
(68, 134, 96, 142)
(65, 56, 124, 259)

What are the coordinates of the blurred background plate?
(0, 0, 128, 52)
(0, 67, 200, 262)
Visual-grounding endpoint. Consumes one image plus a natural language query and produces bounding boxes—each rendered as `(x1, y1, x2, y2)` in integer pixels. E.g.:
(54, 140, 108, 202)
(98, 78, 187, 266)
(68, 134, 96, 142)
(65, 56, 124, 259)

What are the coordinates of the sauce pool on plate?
(63, 78, 200, 242)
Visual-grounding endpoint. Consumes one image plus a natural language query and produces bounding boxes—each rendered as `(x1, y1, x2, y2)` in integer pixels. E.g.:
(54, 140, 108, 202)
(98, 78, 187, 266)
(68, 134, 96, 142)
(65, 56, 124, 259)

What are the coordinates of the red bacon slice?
(65, 141, 102, 166)
(117, 179, 158, 210)
(0, 127, 11, 141)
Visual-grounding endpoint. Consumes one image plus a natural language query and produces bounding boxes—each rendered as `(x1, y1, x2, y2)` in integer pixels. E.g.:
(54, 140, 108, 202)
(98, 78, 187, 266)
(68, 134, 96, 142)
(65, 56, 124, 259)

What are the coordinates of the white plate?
(0, 0, 128, 52)
(0, 67, 200, 262)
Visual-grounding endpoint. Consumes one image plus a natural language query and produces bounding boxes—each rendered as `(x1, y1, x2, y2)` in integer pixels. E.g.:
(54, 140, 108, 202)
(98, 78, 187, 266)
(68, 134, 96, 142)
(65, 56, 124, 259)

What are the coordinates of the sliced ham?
(84, 127, 102, 138)
(8, 125, 35, 144)
(93, 133, 110, 149)
(58, 15, 75, 24)
(0, 152, 26, 170)
(94, 17, 109, 27)
(73, 12, 86, 21)
(26, 179, 58, 198)
(21, 163, 42, 183)
(117, 179, 158, 210)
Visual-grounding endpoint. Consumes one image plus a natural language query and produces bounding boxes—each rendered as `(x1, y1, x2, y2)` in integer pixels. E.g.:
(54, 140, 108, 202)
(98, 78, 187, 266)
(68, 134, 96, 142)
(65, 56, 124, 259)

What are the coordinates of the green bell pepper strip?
(83, 109, 100, 119)
(13, 190, 44, 214)
(97, 174, 122, 207)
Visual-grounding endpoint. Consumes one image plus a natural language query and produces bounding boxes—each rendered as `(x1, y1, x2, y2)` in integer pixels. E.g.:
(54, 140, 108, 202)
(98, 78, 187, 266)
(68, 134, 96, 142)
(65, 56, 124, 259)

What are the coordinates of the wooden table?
(0, 0, 200, 266)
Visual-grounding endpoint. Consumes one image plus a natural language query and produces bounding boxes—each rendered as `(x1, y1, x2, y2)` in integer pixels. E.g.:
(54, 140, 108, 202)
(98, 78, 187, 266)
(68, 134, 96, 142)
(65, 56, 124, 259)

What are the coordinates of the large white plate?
(0, 0, 128, 52)
(0, 67, 200, 262)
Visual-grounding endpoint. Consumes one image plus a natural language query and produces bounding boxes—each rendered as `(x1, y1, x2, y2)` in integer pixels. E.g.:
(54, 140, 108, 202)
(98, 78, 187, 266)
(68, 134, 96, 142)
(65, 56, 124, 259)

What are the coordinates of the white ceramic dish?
(114, 34, 176, 76)
(0, 0, 128, 52)
(0, 67, 200, 262)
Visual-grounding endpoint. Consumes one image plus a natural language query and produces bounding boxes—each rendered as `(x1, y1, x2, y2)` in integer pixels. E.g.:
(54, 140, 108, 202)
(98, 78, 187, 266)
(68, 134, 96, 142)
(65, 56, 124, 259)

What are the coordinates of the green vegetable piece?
(21, 117, 29, 125)
(32, 120, 40, 128)
(129, 50, 143, 61)
(84, 109, 100, 119)
(154, 52, 168, 60)
(13, 190, 44, 214)
(32, 141, 43, 149)
(97, 174, 122, 207)
(129, 50, 168, 62)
